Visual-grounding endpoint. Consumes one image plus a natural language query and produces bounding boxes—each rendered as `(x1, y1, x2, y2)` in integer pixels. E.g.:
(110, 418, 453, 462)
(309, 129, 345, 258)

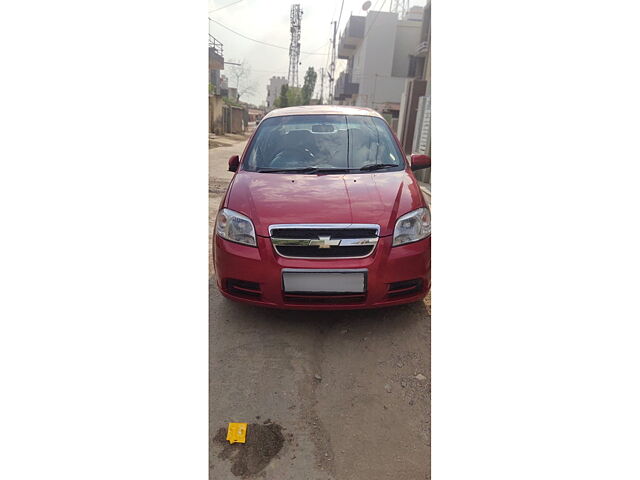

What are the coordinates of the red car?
(213, 105, 430, 310)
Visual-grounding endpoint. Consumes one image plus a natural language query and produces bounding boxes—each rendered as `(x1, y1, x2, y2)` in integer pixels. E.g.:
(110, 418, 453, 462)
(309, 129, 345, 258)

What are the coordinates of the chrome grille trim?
(268, 223, 381, 235)
(271, 237, 379, 247)
(269, 224, 380, 259)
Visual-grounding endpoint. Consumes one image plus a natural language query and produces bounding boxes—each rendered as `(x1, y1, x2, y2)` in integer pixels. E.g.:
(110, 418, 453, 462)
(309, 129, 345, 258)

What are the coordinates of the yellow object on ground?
(226, 423, 248, 444)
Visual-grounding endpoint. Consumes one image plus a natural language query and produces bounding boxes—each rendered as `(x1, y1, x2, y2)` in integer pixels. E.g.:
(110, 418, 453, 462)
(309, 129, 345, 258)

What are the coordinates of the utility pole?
(319, 67, 325, 104)
(287, 4, 303, 88)
(328, 21, 337, 104)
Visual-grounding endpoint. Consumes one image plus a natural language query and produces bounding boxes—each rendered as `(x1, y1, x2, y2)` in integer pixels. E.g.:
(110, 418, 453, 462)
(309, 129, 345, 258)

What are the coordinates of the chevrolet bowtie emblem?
(310, 235, 341, 249)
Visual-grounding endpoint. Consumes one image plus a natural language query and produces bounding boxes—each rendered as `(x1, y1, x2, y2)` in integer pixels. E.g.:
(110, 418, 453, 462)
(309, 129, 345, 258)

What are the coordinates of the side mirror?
(410, 154, 430, 171)
(228, 155, 240, 172)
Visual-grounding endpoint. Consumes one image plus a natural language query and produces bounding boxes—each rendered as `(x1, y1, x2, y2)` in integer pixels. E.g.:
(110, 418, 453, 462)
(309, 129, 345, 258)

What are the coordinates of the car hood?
(225, 170, 425, 237)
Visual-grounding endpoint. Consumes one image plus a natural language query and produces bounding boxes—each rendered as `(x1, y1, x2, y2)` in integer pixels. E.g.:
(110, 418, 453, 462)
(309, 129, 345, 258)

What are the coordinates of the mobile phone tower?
(287, 4, 303, 88)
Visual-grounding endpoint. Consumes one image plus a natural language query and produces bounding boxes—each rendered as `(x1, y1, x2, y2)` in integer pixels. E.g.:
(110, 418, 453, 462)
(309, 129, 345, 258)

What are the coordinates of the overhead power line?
(336, 0, 345, 33)
(363, 0, 389, 40)
(209, 0, 244, 13)
(209, 18, 327, 56)
(301, 40, 330, 56)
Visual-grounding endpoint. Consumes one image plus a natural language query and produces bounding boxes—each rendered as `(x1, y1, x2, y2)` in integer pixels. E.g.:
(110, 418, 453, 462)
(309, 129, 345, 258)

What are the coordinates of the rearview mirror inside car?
(228, 155, 240, 172)
(311, 124, 335, 133)
(410, 154, 430, 171)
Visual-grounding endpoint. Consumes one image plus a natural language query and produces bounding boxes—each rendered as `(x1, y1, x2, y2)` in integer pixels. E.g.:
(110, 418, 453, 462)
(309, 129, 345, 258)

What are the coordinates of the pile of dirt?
(209, 179, 228, 195)
(209, 139, 233, 148)
(213, 422, 285, 477)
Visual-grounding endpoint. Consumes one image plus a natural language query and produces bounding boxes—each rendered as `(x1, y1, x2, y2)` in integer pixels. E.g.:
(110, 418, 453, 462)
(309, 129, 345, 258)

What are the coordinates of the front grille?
(276, 245, 373, 258)
(269, 224, 380, 259)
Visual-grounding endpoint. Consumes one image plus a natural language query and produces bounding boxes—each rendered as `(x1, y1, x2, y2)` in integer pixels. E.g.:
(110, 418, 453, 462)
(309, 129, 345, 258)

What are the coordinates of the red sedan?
(213, 105, 430, 310)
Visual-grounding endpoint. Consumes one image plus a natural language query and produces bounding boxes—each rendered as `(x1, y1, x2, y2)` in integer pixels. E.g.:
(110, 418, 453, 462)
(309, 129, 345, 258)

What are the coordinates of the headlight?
(215, 208, 257, 247)
(392, 207, 431, 246)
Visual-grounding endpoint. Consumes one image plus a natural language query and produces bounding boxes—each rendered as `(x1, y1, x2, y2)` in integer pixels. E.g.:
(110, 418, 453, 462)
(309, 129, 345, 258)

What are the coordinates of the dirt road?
(209, 138, 431, 480)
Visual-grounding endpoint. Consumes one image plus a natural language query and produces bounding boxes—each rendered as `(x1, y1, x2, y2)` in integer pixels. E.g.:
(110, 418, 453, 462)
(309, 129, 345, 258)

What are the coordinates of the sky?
(209, 0, 425, 106)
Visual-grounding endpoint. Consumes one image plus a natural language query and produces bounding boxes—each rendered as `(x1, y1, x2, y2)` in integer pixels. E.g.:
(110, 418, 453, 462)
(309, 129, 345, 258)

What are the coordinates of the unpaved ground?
(213, 421, 286, 477)
(209, 137, 431, 480)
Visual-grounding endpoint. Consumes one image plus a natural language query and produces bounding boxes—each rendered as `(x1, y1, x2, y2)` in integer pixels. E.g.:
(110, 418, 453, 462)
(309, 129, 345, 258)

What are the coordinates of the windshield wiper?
(256, 166, 319, 173)
(358, 163, 398, 171)
(310, 168, 352, 174)
(257, 166, 350, 174)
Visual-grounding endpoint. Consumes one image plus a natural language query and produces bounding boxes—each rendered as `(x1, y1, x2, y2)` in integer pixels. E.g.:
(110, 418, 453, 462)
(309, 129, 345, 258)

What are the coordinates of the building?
(266, 76, 288, 110)
(397, 2, 431, 155)
(209, 36, 225, 134)
(209, 36, 224, 94)
(247, 108, 264, 124)
(210, 73, 246, 134)
(334, 6, 423, 125)
(396, 1, 431, 183)
(208, 35, 251, 135)
(219, 75, 230, 98)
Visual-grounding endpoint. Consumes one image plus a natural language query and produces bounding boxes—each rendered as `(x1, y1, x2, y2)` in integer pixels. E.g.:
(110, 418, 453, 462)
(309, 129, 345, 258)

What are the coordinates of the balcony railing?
(415, 41, 429, 57)
(209, 35, 225, 71)
(209, 35, 223, 56)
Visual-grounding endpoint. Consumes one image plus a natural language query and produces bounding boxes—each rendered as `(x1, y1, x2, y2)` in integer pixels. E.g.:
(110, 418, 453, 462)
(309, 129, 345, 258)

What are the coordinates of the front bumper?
(213, 233, 430, 310)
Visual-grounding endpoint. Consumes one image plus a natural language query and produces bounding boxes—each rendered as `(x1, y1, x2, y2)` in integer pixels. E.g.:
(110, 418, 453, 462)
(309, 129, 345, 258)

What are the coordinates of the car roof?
(262, 105, 384, 120)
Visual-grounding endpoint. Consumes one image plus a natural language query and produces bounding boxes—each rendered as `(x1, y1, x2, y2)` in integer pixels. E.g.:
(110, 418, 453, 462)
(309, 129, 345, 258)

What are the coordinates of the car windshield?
(242, 114, 405, 173)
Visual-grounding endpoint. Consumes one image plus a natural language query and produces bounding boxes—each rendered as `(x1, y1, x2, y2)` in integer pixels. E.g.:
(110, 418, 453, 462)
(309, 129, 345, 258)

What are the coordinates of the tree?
(286, 87, 302, 106)
(274, 84, 308, 108)
(227, 59, 256, 102)
(275, 84, 289, 108)
(301, 67, 317, 105)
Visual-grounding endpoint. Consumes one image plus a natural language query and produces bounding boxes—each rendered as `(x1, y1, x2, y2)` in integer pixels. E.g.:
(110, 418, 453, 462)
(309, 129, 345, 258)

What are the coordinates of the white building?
(266, 76, 288, 110)
(334, 7, 422, 120)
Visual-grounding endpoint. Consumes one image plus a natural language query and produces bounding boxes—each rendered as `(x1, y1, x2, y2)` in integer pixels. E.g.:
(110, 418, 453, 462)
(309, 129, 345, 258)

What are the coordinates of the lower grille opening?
(284, 293, 366, 305)
(275, 245, 374, 258)
(387, 279, 423, 298)
(226, 279, 261, 298)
